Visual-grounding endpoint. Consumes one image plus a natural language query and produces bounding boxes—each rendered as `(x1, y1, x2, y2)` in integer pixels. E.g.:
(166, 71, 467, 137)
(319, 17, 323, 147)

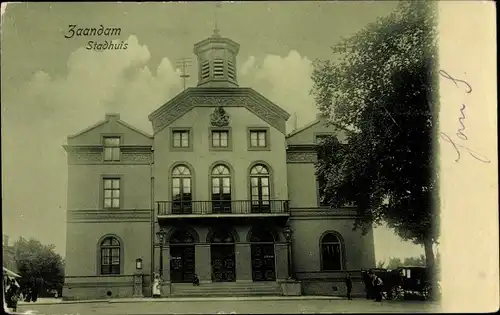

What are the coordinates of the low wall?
(63, 275, 152, 300)
(296, 271, 366, 297)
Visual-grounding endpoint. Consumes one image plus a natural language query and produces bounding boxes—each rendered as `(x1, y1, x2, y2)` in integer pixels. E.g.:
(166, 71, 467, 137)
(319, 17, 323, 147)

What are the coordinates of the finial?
(213, 2, 222, 37)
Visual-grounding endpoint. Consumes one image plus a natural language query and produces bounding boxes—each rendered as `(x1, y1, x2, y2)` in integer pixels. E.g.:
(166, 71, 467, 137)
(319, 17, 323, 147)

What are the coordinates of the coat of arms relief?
(210, 107, 230, 127)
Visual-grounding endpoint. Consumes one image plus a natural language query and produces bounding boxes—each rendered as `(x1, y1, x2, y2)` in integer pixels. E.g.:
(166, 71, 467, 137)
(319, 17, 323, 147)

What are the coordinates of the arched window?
(250, 164, 270, 213)
(210, 229, 235, 244)
(100, 236, 121, 275)
(211, 165, 231, 213)
(172, 165, 192, 214)
(321, 233, 344, 271)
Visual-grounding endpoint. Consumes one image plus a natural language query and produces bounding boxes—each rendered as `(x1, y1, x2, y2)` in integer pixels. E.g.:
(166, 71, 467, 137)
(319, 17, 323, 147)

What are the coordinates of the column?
(275, 243, 289, 280)
(162, 245, 170, 282)
(154, 246, 161, 274)
(235, 243, 252, 282)
(195, 244, 211, 283)
(161, 245, 171, 295)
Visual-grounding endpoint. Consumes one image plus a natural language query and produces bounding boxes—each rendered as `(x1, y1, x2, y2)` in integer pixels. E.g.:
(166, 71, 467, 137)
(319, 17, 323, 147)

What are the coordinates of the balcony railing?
(157, 200, 289, 216)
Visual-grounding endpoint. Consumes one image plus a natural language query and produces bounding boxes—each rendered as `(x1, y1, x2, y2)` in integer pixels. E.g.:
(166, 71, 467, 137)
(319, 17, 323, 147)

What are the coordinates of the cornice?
(67, 209, 151, 222)
(148, 88, 290, 135)
(286, 151, 317, 163)
(290, 208, 358, 218)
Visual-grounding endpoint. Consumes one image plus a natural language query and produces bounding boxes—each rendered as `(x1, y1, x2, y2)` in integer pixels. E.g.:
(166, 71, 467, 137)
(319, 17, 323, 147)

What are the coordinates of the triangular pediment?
(148, 88, 291, 135)
(286, 115, 348, 146)
(67, 114, 153, 146)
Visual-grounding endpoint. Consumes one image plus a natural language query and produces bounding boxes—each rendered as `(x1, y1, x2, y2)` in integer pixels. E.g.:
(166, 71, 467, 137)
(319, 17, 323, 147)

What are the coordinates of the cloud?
(1, 35, 182, 252)
(238, 50, 318, 132)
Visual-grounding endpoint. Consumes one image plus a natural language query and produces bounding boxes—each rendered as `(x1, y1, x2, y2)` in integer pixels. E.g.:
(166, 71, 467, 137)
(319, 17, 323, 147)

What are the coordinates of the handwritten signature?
(439, 70, 490, 164)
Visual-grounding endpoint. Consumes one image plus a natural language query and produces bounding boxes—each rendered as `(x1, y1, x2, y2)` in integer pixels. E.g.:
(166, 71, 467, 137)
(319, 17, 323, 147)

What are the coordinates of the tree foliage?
(311, 1, 439, 268)
(13, 237, 65, 293)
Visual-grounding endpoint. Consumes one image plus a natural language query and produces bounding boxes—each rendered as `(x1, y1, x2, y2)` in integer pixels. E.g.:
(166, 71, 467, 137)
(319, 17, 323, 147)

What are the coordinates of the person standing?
(372, 273, 384, 302)
(6, 279, 20, 312)
(344, 272, 353, 300)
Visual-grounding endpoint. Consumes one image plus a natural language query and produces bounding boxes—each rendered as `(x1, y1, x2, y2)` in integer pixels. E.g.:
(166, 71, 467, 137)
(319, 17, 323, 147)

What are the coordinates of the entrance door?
(209, 228, 236, 282)
(211, 245, 236, 282)
(249, 228, 276, 281)
(170, 245, 195, 283)
(168, 229, 196, 283)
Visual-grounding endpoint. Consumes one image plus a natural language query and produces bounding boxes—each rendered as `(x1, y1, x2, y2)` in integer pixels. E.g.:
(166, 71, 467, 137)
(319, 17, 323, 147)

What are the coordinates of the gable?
(286, 115, 348, 145)
(67, 113, 153, 146)
(148, 87, 291, 135)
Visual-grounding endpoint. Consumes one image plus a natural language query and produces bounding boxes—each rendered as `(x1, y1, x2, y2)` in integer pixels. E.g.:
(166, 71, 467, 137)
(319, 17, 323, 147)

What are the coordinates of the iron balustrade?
(157, 200, 290, 216)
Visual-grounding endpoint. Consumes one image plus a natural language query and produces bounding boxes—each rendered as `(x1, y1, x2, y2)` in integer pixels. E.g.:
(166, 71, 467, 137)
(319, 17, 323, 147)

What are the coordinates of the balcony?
(156, 200, 289, 221)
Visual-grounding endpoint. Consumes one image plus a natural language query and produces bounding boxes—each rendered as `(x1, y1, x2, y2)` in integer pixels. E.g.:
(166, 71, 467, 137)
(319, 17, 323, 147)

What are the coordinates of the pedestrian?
(362, 270, 373, 299)
(6, 279, 20, 312)
(152, 273, 161, 298)
(371, 273, 384, 302)
(192, 274, 200, 286)
(344, 272, 352, 300)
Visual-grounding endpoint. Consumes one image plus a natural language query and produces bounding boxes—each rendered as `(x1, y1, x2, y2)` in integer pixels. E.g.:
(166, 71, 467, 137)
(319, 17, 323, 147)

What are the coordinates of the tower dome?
(193, 29, 240, 88)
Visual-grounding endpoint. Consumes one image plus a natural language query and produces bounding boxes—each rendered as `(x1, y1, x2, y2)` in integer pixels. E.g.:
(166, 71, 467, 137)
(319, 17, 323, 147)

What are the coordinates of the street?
(15, 297, 441, 314)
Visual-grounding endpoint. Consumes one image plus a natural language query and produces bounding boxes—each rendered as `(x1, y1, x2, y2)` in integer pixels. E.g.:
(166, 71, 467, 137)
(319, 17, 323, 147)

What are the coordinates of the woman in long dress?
(152, 273, 161, 297)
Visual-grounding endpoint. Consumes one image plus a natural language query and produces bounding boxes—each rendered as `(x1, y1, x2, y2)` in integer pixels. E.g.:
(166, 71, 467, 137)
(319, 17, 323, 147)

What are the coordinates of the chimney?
(3, 235, 9, 246)
(105, 113, 120, 121)
(293, 112, 298, 131)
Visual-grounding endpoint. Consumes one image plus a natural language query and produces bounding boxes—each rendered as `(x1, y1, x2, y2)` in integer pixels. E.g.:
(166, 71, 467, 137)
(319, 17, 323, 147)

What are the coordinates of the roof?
(67, 114, 153, 139)
(148, 87, 291, 135)
(286, 119, 321, 138)
(3, 267, 21, 278)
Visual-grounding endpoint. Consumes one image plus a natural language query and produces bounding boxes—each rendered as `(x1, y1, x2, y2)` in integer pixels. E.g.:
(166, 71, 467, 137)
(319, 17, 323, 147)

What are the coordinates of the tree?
(13, 237, 65, 295)
(311, 0, 439, 272)
(377, 255, 426, 270)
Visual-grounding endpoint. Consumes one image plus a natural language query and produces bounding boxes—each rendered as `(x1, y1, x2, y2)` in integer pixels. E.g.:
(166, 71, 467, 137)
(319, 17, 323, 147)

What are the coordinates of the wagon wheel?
(391, 285, 404, 300)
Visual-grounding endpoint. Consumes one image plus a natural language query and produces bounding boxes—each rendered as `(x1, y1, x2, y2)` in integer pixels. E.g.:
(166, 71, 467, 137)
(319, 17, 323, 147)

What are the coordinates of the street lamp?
(156, 229, 167, 278)
(283, 225, 295, 279)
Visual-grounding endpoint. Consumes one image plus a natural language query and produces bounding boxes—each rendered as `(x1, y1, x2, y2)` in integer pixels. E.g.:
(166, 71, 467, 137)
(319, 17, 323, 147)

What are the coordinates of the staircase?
(170, 281, 283, 297)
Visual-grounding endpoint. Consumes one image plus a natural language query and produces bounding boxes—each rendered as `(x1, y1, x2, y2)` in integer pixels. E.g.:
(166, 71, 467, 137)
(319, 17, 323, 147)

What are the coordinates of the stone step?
(171, 282, 282, 297)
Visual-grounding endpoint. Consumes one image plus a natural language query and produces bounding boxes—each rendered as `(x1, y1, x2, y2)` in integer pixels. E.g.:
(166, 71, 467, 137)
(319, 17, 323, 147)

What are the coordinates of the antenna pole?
(176, 58, 192, 91)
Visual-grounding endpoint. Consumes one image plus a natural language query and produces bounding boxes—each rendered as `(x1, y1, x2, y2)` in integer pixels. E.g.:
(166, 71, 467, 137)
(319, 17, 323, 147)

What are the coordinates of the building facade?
(62, 30, 375, 300)
(3, 235, 18, 274)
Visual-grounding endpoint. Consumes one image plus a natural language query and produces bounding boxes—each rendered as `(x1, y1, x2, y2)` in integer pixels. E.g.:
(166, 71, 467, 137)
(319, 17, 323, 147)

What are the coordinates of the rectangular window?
(212, 130, 229, 148)
(317, 177, 328, 207)
(250, 130, 267, 148)
(103, 178, 120, 209)
(172, 130, 190, 148)
(315, 135, 329, 144)
(103, 137, 120, 161)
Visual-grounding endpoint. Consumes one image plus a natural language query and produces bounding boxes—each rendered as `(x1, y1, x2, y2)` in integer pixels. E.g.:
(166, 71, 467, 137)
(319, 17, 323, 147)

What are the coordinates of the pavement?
(13, 296, 441, 314)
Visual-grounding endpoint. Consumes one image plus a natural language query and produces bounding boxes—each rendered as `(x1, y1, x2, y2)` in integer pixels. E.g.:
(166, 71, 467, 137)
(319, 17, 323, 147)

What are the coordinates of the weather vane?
(214, 2, 222, 35)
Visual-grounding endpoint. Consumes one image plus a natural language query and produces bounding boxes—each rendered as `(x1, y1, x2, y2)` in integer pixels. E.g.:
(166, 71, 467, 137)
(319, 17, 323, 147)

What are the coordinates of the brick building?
(62, 30, 375, 300)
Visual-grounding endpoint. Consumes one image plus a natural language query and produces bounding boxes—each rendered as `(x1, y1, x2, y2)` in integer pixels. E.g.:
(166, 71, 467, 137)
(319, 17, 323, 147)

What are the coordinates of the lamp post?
(283, 225, 295, 280)
(156, 229, 167, 278)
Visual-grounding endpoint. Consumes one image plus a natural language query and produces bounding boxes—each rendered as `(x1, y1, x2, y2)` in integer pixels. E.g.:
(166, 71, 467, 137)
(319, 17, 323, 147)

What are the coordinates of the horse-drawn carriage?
(363, 266, 441, 301)
(385, 266, 440, 300)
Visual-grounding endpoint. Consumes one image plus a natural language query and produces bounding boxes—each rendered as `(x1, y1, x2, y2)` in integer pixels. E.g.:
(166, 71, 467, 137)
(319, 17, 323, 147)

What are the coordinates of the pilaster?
(235, 243, 252, 282)
(196, 244, 211, 283)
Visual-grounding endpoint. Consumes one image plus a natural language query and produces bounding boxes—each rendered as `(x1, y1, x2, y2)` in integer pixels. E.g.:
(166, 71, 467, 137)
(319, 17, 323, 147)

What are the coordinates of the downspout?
(150, 147, 155, 291)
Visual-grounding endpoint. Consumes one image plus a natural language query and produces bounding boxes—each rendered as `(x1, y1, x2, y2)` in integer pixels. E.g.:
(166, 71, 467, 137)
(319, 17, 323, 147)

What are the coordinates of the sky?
(1, 1, 423, 264)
